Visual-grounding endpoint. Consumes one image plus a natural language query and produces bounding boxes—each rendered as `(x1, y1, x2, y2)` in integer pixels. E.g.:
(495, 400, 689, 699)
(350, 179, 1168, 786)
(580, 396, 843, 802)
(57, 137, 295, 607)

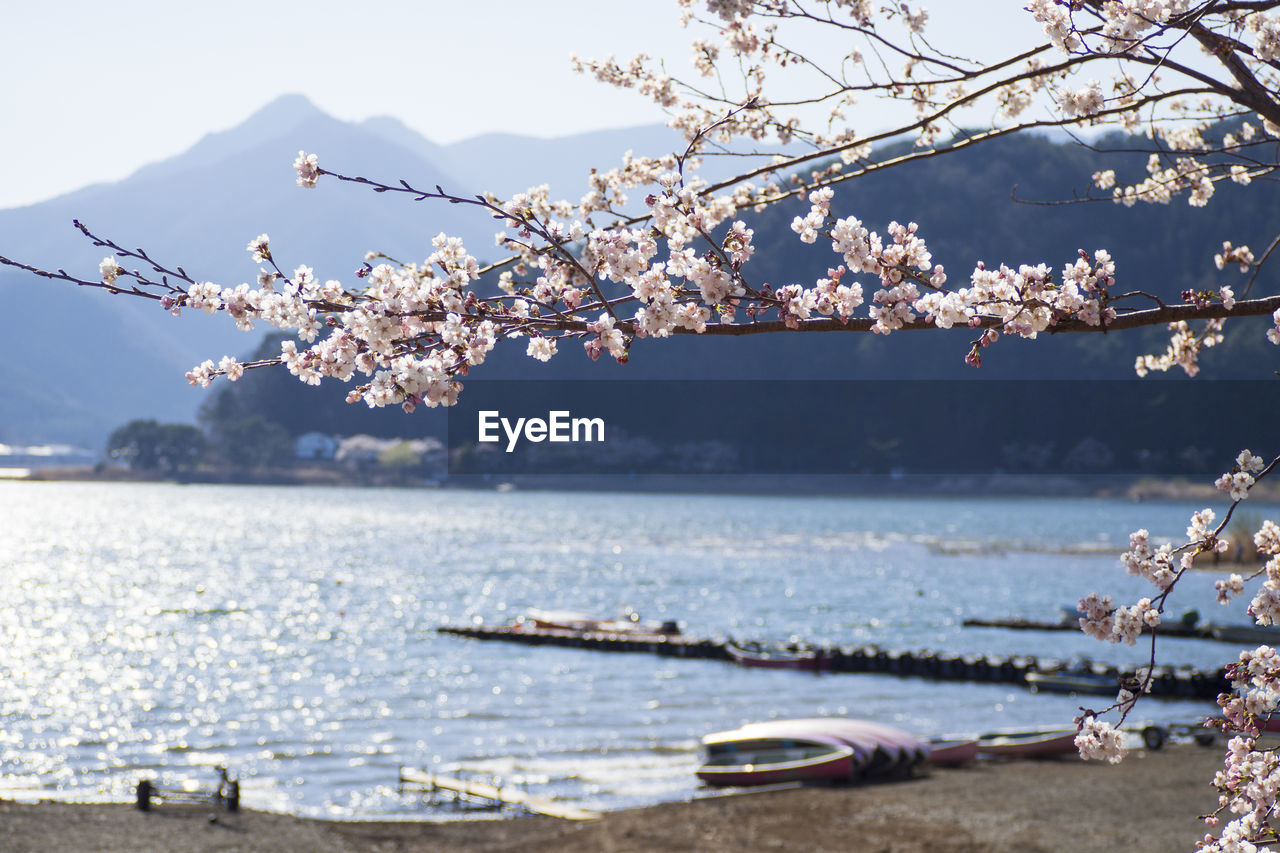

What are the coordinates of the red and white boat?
(926, 738, 980, 765)
(696, 718, 928, 787)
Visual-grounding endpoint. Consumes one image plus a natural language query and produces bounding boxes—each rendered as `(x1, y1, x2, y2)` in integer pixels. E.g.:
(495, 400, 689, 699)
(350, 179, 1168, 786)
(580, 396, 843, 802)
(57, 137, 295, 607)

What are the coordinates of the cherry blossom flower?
(99, 257, 122, 284)
(246, 234, 271, 264)
(293, 151, 320, 188)
(1075, 715, 1128, 764)
(526, 337, 558, 362)
(217, 355, 244, 382)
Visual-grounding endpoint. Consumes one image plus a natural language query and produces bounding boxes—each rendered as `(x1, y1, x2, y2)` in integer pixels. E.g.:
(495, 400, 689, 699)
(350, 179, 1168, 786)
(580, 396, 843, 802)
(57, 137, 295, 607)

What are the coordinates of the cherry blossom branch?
(2, 3, 1276, 848)
(1241, 231, 1280, 298)
(1075, 452, 1278, 753)
(0, 253, 166, 300)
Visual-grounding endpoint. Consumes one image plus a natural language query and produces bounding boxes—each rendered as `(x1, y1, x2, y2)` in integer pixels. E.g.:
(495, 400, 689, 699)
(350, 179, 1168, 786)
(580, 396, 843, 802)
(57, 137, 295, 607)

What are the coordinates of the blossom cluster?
(1217, 450, 1268, 501)
(1207, 653, 1280, 849)
(1249, 522, 1280, 628)
(573, 0, 1278, 206)
(1080, 457, 1267, 678)
(1134, 320, 1224, 378)
(164, 221, 492, 411)
(1074, 714, 1128, 764)
(1122, 528, 1178, 589)
(1077, 591, 1159, 645)
(1058, 81, 1104, 119)
(167, 133, 1176, 400)
(1077, 448, 1280, 849)
(787, 188, 1121, 346)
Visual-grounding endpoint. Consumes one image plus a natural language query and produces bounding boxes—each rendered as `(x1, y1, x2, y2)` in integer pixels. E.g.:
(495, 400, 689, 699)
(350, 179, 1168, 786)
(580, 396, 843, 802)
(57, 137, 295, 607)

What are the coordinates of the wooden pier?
(135, 768, 239, 813)
(964, 616, 1280, 646)
(437, 624, 1231, 700)
(439, 624, 729, 659)
(399, 767, 601, 820)
(965, 616, 1207, 641)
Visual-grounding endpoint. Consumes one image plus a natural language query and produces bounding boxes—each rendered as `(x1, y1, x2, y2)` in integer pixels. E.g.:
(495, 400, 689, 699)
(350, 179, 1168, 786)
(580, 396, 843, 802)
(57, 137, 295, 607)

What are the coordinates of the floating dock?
(399, 767, 601, 820)
(437, 624, 1230, 700)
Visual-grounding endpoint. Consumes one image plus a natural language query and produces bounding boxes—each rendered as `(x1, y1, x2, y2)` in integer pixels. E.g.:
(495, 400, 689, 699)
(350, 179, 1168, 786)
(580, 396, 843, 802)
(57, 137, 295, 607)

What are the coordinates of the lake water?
(0, 482, 1264, 817)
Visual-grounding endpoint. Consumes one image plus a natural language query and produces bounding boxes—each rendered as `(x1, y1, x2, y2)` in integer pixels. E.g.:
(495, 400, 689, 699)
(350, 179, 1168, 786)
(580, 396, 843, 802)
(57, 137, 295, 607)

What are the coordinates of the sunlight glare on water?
(0, 482, 1257, 816)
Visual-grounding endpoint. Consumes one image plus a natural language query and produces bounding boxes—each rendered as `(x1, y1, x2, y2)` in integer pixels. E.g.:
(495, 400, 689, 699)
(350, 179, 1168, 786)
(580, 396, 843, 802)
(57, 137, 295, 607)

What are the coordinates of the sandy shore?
(0, 744, 1229, 853)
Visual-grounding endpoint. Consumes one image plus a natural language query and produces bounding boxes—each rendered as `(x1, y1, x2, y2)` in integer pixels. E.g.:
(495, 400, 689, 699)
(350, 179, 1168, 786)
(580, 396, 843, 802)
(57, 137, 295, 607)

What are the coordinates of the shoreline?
(0, 744, 1227, 852)
(13, 465, 1280, 504)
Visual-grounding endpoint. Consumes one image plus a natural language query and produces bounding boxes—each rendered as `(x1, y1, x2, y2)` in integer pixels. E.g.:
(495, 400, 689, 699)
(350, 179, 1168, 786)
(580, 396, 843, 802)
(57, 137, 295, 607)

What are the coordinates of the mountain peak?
(122, 95, 335, 187)
(240, 93, 328, 129)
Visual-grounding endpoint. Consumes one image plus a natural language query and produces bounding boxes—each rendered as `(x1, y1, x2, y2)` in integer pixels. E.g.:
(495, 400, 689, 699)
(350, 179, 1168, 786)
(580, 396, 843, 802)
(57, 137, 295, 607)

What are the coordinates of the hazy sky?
(1, 2, 1041, 209)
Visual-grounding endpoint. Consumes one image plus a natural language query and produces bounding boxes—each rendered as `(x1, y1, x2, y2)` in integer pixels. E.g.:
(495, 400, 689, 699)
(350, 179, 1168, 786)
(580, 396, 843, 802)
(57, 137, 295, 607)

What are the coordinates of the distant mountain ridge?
(0, 96, 692, 447)
(358, 114, 691, 201)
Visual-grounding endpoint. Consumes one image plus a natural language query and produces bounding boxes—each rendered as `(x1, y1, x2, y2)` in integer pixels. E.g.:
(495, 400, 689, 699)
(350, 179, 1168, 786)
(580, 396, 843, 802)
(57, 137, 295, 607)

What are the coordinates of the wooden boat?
(927, 738, 980, 765)
(518, 607, 680, 636)
(1024, 670, 1117, 696)
(697, 718, 927, 786)
(725, 640, 829, 671)
(696, 733, 859, 787)
(976, 729, 1078, 758)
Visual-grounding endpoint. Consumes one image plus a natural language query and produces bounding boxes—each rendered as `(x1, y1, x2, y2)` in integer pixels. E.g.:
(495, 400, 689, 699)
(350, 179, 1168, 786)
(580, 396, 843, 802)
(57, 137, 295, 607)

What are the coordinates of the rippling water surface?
(0, 482, 1261, 816)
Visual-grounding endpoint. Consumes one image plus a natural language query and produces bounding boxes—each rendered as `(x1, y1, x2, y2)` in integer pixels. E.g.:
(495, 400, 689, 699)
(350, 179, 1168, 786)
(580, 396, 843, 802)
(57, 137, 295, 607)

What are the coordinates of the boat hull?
(698, 718, 929, 786)
(927, 738, 979, 765)
(696, 743, 858, 787)
(725, 642, 829, 671)
(1024, 671, 1117, 696)
(977, 730, 1078, 758)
